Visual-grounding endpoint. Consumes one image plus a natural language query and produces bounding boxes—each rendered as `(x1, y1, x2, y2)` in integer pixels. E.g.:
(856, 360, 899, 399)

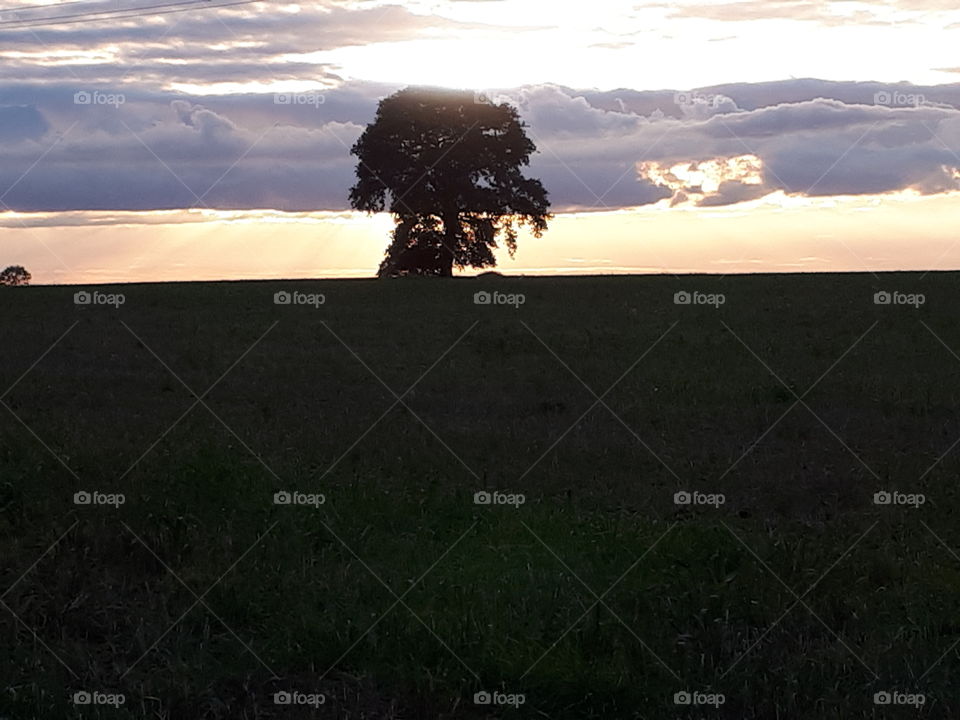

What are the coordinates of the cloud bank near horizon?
(1, 78, 959, 220)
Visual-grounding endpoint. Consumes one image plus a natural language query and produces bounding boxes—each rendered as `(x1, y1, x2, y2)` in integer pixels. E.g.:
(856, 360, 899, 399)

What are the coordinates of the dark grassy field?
(2, 272, 960, 719)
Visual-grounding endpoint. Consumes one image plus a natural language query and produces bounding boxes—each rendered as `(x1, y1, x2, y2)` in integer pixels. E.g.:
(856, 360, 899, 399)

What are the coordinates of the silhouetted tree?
(349, 87, 551, 278)
(0, 265, 31, 286)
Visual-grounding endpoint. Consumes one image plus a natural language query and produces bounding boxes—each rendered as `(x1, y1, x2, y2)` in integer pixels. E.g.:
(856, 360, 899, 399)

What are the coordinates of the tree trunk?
(440, 207, 459, 277)
(439, 252, 454, 277)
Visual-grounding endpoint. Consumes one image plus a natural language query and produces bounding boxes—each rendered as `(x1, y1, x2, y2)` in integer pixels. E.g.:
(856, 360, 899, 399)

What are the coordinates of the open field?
(2, 272, 960, 718)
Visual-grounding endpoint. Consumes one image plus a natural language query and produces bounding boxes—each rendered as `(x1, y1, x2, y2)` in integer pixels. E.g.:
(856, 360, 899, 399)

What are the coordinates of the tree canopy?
(0, 265, 31, 286)
(349, 87, 551, 277)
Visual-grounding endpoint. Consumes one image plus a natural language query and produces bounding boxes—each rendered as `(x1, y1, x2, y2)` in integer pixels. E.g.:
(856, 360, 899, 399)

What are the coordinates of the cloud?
(665, 0, 960, 25)
(0, 1, 541, 89)
(627, 98, 960, 204)
(0, 94, 364, 212)
(697, 179, 770, 206)
(1, 79, 960, 216)
(576, 79, 960, 117)
(0, 104, 48, 142)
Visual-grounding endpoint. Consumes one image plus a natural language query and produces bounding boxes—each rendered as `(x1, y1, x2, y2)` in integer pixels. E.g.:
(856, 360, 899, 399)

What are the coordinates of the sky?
(1, 0, 960, 283)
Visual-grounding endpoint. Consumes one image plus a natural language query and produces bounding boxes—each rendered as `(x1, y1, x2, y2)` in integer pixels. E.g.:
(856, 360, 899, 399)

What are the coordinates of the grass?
(2, 271, 960, 718)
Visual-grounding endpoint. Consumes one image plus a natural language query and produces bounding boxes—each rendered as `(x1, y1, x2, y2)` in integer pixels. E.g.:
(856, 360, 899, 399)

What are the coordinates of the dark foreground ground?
(1, 272, 959, 719)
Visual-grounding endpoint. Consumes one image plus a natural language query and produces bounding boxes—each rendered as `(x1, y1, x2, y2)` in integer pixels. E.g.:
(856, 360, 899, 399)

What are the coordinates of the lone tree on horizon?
(0, 265, 31, 286)
(349, 87, 551, 277)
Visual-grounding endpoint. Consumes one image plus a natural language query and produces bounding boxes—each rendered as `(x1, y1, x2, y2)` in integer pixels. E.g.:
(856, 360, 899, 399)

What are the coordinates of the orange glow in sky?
(5, 190, 960, 285)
